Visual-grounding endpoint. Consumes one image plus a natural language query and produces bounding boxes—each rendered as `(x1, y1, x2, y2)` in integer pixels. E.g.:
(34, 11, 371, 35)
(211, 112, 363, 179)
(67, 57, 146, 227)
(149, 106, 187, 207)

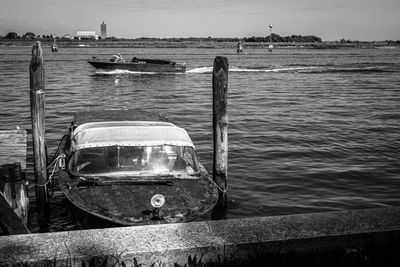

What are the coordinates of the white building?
(76, 31, 98, 40)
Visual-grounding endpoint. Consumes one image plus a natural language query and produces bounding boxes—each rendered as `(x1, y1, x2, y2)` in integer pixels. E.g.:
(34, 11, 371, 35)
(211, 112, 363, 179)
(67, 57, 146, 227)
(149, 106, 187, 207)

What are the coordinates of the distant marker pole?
(268, 24, 273, 52)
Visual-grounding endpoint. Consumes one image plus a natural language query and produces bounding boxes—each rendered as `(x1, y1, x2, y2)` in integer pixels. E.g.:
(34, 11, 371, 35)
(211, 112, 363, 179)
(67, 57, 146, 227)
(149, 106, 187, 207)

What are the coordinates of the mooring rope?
(212, 180, 228, 193)
(15, 89, 45, 129)
(47, 155, 64, 170)
(29, 89, 45, 95)
(15, 112, 30, 130)
(37, 155, 63, 188)
(48, 134, 67, 167)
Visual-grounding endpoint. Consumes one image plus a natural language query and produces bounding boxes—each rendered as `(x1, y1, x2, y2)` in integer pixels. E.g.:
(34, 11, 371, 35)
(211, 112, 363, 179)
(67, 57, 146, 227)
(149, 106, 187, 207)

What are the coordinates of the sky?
(1, 0, 399, 41)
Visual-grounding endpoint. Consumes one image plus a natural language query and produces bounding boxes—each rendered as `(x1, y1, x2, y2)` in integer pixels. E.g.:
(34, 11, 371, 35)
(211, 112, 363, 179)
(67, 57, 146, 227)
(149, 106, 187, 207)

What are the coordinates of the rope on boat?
(47, 159, 59, 186)
(37, 155, 63, 188)
(48, 134, 68, 168)
(47, 155, 64, 170)
(37, 128, 68, 193)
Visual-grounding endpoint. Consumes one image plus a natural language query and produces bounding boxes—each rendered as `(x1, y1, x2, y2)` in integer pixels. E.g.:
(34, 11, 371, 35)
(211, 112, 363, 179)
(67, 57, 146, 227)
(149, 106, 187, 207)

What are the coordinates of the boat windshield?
(69, 145, 200, 177)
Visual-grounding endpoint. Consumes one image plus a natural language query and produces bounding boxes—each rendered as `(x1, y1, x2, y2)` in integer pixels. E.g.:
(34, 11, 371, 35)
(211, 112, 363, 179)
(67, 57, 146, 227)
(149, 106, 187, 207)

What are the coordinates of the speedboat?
(88, 56, 186, 73)
(57, 109, 218, 226)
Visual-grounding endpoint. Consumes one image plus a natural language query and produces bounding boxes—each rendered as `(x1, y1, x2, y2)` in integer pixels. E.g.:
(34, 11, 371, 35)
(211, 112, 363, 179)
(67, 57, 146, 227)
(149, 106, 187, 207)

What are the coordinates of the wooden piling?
(0, 194, 30, 235)
(212, 56, 228, 218)
(0, 130, 30, 234)
(29, 41, 48, 219)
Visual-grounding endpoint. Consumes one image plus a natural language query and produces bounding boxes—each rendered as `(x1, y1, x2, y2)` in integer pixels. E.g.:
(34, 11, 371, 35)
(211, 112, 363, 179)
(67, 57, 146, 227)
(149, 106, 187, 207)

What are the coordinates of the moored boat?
(88, 55, 186, 73)
(237, 42, 243, 53)
(51, 43, 57, 52)
(56, 109, 218, 226)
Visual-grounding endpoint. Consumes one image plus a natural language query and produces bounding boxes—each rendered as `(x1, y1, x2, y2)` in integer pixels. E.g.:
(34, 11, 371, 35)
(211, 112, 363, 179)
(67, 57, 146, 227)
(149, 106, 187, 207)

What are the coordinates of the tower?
(101, 21, 107, 40)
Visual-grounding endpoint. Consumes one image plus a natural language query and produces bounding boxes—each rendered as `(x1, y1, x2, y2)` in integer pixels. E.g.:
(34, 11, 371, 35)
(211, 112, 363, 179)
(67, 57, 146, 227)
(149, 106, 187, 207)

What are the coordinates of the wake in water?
(95, 69, 186, 75)
(298, 65, 394, 73)
(186, 64, 394, 74)
(96, 69, 155, 75)
(186, 66, 320, 74)
(95, 64, 395, 75)
(95, 66, 321, 75)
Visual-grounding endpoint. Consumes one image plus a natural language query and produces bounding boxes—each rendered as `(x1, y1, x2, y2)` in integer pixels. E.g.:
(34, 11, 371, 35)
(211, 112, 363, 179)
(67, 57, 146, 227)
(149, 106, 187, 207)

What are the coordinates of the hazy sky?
(1, 0, 399, 41)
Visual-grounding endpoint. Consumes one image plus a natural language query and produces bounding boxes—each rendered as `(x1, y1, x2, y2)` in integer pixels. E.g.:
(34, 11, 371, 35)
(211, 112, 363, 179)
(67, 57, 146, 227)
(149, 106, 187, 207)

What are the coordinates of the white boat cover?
(72, 121, 195, 151)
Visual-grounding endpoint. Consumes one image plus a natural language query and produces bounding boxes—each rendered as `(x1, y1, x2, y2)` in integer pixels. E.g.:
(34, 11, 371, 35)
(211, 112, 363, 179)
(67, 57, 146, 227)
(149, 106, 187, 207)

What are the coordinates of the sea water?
(0, 45, 399, 232)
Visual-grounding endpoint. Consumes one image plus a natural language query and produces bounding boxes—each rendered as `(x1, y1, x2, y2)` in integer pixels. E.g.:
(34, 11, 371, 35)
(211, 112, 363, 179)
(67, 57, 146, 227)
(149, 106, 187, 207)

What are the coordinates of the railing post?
(212, 56, 228, 219)
(29, 41, 48, 222)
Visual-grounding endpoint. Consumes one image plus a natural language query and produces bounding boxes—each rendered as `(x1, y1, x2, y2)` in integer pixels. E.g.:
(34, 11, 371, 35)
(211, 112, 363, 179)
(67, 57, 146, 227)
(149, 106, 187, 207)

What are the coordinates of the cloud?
(106, 0, 250, 14)
(294, 5, 346, 12)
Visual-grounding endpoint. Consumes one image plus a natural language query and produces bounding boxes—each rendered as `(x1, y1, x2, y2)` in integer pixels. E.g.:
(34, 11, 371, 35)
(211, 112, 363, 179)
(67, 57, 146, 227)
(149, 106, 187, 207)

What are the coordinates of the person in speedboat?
(110, 53, 125, 62)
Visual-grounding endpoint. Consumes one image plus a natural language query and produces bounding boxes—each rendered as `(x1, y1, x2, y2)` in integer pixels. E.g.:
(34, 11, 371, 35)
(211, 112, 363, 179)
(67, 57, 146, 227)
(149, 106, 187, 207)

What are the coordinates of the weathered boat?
(88, 56, 186, 73)
(57, 109, 218, 226)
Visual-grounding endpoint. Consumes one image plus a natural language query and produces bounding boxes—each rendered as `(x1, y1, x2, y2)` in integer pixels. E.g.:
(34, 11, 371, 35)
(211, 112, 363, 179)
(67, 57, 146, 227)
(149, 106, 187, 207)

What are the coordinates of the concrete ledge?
(1, 207, 400, 265)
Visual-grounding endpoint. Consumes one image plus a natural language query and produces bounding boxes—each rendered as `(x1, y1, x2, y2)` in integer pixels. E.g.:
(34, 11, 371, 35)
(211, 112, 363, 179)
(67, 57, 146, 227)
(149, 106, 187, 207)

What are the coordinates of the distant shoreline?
(0, 39, 399, 49)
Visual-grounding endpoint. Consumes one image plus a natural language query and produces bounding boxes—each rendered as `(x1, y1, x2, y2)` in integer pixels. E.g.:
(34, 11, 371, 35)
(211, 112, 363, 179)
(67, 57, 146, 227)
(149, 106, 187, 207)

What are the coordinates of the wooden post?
(29, 41, 48, 220)
(212, 56, 228, 219)
(0, 130, 30, 233)
(0, 163, 30, 234)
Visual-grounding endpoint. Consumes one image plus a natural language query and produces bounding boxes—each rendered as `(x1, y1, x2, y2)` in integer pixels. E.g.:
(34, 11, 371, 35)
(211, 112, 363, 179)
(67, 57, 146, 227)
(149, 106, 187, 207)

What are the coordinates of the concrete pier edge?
(1, 207, 400, 265)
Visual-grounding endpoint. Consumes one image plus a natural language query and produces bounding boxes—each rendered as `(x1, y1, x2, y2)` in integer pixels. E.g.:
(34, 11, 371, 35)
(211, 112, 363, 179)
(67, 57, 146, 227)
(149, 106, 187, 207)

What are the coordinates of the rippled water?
(1, 45, 399, 232)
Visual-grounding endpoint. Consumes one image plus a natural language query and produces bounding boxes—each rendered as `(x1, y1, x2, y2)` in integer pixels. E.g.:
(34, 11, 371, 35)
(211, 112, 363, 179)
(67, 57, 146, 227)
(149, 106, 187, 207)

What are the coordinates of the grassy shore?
(1, 39, 399, 49)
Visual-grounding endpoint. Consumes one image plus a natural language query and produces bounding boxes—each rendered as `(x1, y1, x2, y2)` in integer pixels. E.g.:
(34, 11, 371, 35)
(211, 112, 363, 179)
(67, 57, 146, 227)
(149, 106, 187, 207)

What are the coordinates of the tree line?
(244, 33, 322, 43)
(1, 32, 55, 39)
(3, 31, 400, 44)
(1, 31, 324, 42)
(9, 32, 400, 44)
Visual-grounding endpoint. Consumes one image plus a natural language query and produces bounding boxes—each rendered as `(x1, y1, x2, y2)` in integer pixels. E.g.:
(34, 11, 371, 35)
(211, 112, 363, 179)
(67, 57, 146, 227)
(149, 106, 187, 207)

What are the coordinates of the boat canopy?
(72, 121, 195, 151)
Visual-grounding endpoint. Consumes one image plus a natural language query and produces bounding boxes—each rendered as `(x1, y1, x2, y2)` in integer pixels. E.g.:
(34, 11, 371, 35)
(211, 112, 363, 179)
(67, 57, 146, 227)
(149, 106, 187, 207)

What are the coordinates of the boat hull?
(58, 169, 218, 226)
(88, 59, 186, 73)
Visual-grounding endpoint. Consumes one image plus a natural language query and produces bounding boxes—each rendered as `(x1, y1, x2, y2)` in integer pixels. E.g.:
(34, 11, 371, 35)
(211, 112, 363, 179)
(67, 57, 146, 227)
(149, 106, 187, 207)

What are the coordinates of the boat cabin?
(69, 121, 200, 178)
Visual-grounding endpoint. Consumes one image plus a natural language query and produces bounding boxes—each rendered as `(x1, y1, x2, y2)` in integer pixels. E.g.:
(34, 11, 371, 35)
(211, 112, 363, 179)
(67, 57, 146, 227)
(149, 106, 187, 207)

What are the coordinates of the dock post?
(212, 56, 228, 219)
(0, 163, 30, 235)
(0, 129, 30, 234)
(29, 41, 49, 222)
